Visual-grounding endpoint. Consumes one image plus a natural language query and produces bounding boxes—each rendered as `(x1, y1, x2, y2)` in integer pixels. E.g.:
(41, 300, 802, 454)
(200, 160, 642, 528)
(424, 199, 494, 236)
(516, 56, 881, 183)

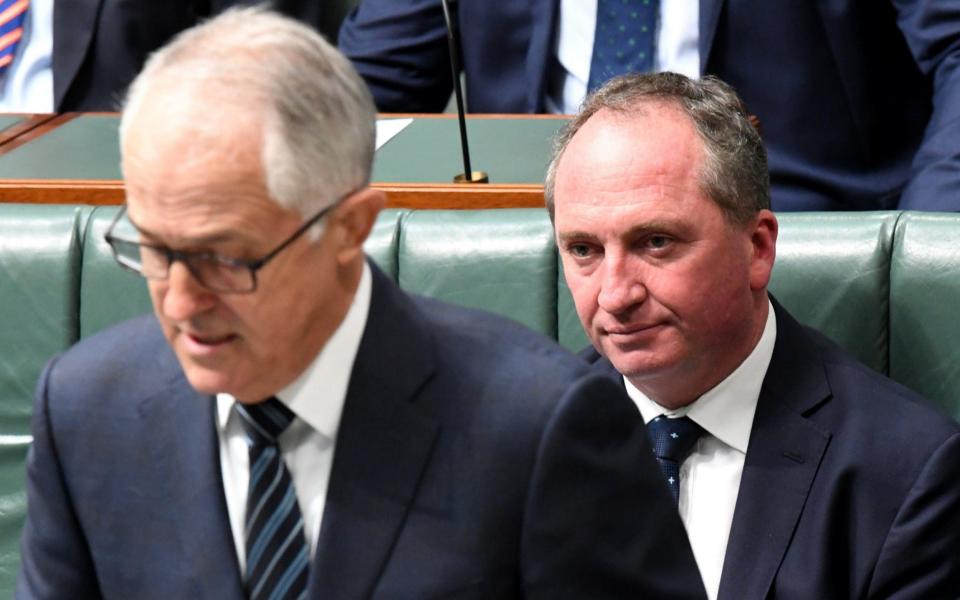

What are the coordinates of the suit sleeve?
(892, 0, 960, 211)
(337, 0, 454, 112)
(867, 431, 960, 598)
(16, 358, 101, 600)
(520, 373, 707, 599)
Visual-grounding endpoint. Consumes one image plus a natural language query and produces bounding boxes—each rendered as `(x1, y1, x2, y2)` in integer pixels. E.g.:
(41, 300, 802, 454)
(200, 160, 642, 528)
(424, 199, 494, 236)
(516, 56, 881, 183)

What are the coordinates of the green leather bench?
(1, 204, 959, 595)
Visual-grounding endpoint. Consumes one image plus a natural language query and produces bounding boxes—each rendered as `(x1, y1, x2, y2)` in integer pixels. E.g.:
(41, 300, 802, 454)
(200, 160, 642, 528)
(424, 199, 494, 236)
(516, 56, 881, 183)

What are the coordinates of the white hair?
(120, 6, 376, 217)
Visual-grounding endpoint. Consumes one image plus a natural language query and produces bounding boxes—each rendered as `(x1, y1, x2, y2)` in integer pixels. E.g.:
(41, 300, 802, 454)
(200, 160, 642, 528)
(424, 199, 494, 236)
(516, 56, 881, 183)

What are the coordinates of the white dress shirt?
(0, 0, 54, 112)
(624, 301, 777, 600)
(216, 262, 372, 572)
(547, 0, 700, 114)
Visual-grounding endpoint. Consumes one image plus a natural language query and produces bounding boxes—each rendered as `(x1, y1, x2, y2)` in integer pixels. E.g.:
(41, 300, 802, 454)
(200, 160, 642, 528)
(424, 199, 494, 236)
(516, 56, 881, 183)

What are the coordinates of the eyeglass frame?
(103, 192, 353, 294)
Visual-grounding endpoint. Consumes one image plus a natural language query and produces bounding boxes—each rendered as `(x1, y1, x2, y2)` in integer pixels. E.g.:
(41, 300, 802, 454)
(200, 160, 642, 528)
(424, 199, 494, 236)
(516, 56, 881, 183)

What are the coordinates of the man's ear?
(749, 209, 778, 291)
(332, 187, 385, 265)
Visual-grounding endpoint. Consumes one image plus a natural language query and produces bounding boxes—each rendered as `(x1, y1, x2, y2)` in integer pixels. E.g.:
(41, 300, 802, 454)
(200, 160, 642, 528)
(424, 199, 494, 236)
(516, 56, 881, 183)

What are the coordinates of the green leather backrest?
(397, 209, 559, 338)
(769, 212, 896, 373)
(9, 205, 959, 412)
(0, 204, 90, 590)
(366, 208, 406, 279)
(80, 207, 153, 339)
(890, 213, 960, 417)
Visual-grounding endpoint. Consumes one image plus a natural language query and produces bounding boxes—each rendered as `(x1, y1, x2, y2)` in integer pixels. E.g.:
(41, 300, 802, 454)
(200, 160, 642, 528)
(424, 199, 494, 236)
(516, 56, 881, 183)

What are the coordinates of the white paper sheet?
(375, 118, 414, 150)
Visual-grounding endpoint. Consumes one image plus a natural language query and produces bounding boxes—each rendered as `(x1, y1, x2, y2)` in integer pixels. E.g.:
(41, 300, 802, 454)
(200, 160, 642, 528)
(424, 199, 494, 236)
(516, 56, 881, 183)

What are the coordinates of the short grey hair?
(120, 6, 376, 217)
(545, 72, 769, 225)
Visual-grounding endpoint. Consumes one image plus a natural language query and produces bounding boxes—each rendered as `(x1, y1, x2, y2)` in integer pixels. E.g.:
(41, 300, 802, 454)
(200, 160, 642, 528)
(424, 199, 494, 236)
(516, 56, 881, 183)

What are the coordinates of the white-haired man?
(16, 9, 706, 600)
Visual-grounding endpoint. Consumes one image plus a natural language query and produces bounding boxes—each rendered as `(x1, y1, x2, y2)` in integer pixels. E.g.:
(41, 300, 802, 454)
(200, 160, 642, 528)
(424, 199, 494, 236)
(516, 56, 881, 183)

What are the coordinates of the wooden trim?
(374, 183, 544, 209)
(0, 113, 78, 155)
(0, 179, 125, 204)
(379, 113, 568, 120)
(0, 180, 545, 209)
(0, 113, 63, 152)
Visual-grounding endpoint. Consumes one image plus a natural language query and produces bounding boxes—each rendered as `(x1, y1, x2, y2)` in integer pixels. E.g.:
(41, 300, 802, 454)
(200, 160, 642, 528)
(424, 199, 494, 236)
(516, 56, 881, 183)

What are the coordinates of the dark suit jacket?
(581, 299, 960, 599)
(17, 264, 706, 599)
(338, 0, 960, 212)
(53, 1, 341, 111)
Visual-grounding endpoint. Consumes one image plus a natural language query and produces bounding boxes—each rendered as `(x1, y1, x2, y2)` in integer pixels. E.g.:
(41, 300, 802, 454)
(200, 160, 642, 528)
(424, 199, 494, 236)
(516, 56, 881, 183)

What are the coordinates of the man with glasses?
(16, 8, 705, 599)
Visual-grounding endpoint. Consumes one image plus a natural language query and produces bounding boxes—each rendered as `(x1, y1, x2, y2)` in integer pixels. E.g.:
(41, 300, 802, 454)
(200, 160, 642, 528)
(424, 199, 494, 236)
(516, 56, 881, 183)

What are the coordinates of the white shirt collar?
(625, 299, 777, 454)
(216, 262, 373, 439)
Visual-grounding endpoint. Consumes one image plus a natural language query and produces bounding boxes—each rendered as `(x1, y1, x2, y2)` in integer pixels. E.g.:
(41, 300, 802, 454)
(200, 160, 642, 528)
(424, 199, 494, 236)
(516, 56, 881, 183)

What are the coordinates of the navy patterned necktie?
(646, 415, 704, 505)
(235, 399, 309, 600)
(588, 0, 659, 92)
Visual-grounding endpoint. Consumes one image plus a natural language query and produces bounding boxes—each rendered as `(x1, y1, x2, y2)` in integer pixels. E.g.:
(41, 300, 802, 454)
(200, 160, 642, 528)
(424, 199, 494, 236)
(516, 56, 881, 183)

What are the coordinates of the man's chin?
(603, 347, 673, 383)
(178, 361, 239, 397)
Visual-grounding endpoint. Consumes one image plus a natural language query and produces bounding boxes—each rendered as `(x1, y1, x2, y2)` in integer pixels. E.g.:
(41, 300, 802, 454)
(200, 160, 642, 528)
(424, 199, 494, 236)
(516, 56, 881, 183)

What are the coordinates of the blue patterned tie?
(235, 399, 309, 600)
(588, 0, 659, 92)
(646, 415, 704, 505)
(0, 0, 29, 77)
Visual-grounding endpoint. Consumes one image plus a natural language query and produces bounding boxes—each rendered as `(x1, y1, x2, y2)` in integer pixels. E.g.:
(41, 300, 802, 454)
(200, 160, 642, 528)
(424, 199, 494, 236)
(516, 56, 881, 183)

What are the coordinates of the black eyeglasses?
(104, 196, 348, 294)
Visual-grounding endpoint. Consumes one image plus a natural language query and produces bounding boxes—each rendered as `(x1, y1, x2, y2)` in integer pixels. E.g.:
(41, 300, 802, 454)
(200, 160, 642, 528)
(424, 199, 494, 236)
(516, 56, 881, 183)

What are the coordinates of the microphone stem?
(440, 0, 473, 180)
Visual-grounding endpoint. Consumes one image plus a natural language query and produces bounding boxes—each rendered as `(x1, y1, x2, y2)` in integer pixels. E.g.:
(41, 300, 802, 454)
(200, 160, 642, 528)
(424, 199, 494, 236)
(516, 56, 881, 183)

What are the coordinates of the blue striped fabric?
(0, 0, 28, 75)
(236, 399, 309, 600)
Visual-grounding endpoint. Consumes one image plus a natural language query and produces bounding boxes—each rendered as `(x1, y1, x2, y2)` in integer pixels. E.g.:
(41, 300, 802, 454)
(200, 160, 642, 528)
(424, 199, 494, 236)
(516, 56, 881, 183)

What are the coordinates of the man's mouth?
(603, 322, 667, 344)
(180, 330, 238, 355)
(190, 333, 234, 344)
(605, 322, 663, 335)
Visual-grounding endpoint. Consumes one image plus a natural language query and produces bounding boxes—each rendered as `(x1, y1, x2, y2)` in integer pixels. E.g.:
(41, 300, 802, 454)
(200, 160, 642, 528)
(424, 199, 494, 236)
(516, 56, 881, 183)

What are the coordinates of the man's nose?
(596, 256, 647, 314)
(160, 261, 217, 321)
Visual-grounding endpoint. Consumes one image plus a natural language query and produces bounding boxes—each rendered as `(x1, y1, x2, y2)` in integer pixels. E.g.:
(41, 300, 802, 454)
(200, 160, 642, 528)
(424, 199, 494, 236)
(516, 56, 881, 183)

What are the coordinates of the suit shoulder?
(805, 325, 959, 436)
(45, 315, 183, 402)
(413, 295, 591, 379)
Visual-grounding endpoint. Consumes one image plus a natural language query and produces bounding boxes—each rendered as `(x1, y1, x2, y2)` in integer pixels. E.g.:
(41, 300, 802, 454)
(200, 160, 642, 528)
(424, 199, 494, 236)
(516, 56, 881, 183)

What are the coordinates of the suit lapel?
(52, 0, 103, 110)
(699, 0, 725, 73)
(717, 301, 832, 600)
(585, 302, 835, 597)
(137, 365, 245, 596)
(526, 0, 560, 112)
(309, 264, 440, 598)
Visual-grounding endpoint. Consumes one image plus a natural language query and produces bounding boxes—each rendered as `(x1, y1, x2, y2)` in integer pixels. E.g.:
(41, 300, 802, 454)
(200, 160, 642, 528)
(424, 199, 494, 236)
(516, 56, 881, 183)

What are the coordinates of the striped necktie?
(0, 0, 28, 76)
(235, 399, 310, 600)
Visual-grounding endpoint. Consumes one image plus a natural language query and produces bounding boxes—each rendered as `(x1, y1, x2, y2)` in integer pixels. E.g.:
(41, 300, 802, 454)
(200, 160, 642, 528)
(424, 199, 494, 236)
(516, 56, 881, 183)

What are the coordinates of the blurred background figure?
(0, 0, 351, 112)
(340, 1, 960, 212)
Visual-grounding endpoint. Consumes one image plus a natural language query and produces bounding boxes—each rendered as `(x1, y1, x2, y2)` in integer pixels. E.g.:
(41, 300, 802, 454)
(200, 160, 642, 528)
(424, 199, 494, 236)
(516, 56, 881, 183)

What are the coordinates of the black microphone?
(440, 0, 488, 183)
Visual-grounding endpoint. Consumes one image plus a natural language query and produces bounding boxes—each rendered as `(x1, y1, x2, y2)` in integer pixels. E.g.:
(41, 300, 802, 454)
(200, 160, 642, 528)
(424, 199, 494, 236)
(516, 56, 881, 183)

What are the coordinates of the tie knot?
(235, 398, 295, 446)
(647, 415, 704, 462)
